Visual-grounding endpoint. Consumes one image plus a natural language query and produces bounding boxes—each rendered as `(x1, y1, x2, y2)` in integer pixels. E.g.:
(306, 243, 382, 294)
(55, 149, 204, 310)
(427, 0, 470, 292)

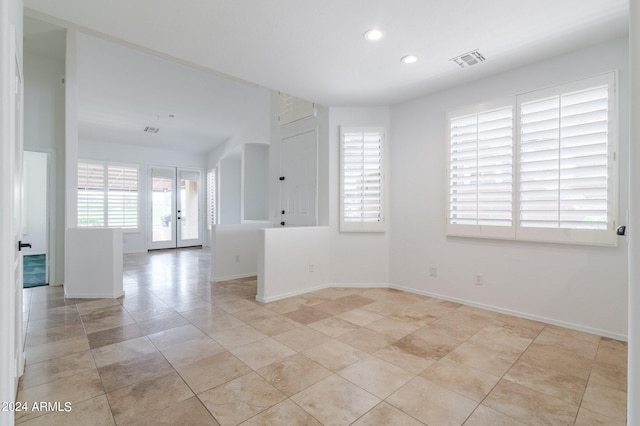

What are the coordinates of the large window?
(78, 161, 139, 229)
(447, 73, 617, 246)
(340, 127, 385, 232)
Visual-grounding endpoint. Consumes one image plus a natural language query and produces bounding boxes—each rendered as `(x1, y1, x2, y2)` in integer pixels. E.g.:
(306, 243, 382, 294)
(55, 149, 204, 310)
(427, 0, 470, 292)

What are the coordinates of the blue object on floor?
(23, 254, 48, 288)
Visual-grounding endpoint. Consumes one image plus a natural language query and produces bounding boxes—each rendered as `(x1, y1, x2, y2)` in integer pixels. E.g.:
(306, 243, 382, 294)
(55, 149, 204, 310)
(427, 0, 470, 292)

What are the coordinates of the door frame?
(23, 148, 57, 286)
(1, 23, 25, 414)
(147, 165, 204, 250)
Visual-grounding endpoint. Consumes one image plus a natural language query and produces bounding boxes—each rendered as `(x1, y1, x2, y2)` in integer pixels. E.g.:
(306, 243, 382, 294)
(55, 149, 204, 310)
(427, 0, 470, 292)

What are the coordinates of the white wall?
(211, 223, 266, 281)
(389, 37, 629, 339)
(628, 4, 640, 420)
(79, 138, 207, 252)
(22, 151, 47, 254)
(219, 152, 242, 224)
(24, 52, 65, 284)
(206, 87, 270, 170)
(258, 107, 392, 301)
(258, 227, 330, 302)
(328, 107, 391, 285)
(65, 228, 123, 298)
(243, 143, 269, 221)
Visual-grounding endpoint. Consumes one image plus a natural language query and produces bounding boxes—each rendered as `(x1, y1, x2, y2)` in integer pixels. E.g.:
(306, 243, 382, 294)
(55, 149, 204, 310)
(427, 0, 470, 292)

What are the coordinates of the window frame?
(77, 159, 140, 231)
(207, 167, 218, 230)
(446, 72, 618, 246)
(339, 126, 386, 233)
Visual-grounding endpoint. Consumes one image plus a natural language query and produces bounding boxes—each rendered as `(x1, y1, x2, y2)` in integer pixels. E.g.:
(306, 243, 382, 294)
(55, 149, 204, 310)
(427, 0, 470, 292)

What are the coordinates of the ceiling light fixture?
(364, 29, 383, 41)
(401, 55, 418, 64)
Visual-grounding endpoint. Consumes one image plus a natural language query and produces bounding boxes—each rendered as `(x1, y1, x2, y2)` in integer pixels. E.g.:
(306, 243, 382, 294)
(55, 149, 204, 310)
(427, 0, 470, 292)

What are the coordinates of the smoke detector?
(451, 50, 486, 68)
(144, 126, 160, 133)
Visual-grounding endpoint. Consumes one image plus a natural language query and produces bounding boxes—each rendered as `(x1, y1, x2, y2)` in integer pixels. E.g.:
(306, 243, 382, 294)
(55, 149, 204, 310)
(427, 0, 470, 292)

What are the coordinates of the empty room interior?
(2, 0, 639, 425)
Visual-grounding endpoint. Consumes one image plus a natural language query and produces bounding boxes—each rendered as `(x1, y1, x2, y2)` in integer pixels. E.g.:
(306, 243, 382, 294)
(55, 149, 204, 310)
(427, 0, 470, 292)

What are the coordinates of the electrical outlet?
(475, 273, 483, 286)
(429, 267, 437, 277)
(234, 255, 240, 263)
(308, 264, 314, 273)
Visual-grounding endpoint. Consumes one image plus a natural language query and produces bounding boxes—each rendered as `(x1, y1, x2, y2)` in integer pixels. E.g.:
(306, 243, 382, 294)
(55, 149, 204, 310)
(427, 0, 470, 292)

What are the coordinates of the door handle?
(18, 241, 32, 251)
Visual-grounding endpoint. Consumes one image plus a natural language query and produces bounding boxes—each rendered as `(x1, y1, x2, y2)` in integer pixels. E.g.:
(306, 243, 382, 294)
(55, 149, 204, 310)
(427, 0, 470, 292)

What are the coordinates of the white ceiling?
(22, 1, 629, 155)
(75, 33, 269, 154)
(24, 0, 629, 107)
(24, 17, 271, 155)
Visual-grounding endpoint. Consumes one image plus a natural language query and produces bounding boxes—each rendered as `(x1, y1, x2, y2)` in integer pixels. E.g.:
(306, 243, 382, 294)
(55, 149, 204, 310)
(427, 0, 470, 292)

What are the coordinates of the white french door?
(148, 166, 202, 250)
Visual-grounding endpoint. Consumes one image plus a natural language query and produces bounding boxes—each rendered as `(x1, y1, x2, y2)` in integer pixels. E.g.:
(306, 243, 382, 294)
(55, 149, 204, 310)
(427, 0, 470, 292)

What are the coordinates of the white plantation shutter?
(78, 162, 105, 227)
(107, 165, 138, 228)
(340, 127, 385, 232)
(77, 161, 139, 229)
(520, 85, 609, 229)
(448, 104, 515, 239)
(518, 73, 615, 245)
(446, 72, 616, 246)
(207, 168, 217, 230)
(449, 106, 513, 226)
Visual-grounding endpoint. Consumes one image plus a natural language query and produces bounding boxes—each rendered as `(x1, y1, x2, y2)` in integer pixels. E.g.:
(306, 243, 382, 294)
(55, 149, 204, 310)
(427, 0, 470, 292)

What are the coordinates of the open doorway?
(22, 150, 49, 288)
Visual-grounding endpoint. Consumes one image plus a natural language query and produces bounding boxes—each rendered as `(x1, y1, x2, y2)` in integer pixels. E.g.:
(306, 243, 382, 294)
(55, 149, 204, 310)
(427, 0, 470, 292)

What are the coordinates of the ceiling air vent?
(451, 50, 486, 68)
(144, 126, 160, 133)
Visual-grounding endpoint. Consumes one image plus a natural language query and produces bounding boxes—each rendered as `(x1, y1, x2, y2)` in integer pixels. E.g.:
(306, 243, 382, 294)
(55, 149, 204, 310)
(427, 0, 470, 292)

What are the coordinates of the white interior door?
(280, 130, 318, 226)
(148, 166, 201, 250)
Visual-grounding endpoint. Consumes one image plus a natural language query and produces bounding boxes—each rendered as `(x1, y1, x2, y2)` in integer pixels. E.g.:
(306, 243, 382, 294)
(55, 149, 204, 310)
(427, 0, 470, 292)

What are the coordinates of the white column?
(65, 29, 78, 228)
(64, 29, 79, 285)
(629, 2, 640, 423)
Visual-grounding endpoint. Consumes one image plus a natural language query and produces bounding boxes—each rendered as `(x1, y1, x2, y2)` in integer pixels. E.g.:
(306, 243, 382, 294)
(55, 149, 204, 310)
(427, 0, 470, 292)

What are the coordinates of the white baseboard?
(64, 290, 125, 299)
(212, 272, 257, 282)
(255, 280, 626, 341)
(256, 282, 391, 303)
(389, 284, 628, 342)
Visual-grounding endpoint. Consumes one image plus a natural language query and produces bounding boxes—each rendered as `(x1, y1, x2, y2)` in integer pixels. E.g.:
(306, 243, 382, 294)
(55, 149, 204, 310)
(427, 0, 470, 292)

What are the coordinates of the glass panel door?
(148, 167, 202, 250)
(178, 170, 200, 244)
(149, 167, 175, 249)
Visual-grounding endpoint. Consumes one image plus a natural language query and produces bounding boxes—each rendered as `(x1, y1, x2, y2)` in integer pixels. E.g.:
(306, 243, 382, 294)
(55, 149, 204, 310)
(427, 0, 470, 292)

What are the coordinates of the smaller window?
(340, 127, 385, 232)
(77, 161, 139, 229)
(207, 168, 217, 230)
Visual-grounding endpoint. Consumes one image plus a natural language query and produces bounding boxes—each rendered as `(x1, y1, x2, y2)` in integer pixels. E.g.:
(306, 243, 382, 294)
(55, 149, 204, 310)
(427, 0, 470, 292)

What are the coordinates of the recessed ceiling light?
(401, 55, 418, 64)
(364, 29, 383, 41)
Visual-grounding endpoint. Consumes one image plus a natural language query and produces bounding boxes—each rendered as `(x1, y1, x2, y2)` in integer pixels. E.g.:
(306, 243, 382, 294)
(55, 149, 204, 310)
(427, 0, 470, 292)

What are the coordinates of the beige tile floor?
(18, 248, 627, 425)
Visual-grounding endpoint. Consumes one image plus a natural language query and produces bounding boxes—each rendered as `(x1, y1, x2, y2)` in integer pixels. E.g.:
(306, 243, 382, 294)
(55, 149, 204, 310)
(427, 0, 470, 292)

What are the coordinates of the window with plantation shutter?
(78, 162, 106, 227)
(107, 165, 138, 228)
(207, 168, 217, 230)
(340, 127, 385, 232)
(446, 72, 617, 246)
(517, 73, 616, 245)
(77, 161, 139, 229)
(448, 104, 514, 239)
